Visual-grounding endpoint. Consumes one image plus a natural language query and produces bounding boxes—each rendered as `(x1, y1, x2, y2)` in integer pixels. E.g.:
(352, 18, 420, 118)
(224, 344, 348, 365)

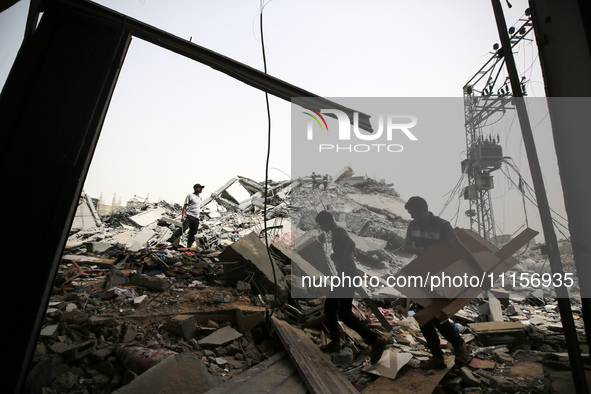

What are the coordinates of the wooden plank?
(363, 298, 392, 332)
(363, 355, 453, 393)
(394, 228, 537, 326)
(271, 316, 358, 394)
(414, 298, 465, 327)
(205, 351, 307, 394)
(469, 321, 528, 334)
(436, 228, 538, 321)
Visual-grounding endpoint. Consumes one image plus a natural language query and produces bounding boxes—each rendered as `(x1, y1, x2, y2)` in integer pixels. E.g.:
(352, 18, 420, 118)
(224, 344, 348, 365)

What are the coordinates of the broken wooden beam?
(271, 316, 358, 394)
(393, 228, 537, 326)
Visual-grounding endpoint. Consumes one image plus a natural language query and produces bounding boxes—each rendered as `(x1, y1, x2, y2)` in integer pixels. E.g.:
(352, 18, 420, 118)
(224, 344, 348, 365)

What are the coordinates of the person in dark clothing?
(403, 196, 473, 370)
(322, 174, 329, 190)
(315, 210, 387, 364)
(311, 172, 319, 189)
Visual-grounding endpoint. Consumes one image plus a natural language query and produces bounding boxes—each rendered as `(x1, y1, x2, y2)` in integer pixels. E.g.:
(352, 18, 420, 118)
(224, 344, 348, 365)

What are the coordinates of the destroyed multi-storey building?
(2, 0, 591, 393)
(21, 168, 584, 393)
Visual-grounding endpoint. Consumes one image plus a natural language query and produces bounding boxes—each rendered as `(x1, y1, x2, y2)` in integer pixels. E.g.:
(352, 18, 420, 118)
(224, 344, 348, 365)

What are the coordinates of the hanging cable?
(259, 0, 280, 315)
(439, 174, 466, 217)
(501, 161, 570, 240)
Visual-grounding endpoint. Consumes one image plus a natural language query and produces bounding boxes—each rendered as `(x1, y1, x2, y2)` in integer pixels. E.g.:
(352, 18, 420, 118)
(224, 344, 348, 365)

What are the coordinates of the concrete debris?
(218, 232, 288, 302)
(113, 353, 221, 393)
(26, 169, 583, 393)
(71, 190, 102, 231)
(198, 326, 243, 347)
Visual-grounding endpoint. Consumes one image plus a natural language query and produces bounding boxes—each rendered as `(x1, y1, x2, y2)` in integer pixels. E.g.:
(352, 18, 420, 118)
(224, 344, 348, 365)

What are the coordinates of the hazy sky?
(0, 0, 568, 241)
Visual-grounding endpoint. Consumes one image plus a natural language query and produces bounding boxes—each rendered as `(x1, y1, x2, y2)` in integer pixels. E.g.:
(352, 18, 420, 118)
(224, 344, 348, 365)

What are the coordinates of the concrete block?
(85, 242, 112, 253)
(166, 315, 195, 341)
(235, 309, 265, 333)
(236, 280, 251, 293)
(488, 293, 503, 322)
(489, 287, 510, 308)
(130, 272, 170, 291)
(63, 340, 97, 362)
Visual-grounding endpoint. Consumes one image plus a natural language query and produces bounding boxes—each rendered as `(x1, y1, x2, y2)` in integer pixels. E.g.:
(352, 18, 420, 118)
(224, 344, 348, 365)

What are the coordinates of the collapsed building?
(25, 168, 585, 393)
(2, 0, 591, 393)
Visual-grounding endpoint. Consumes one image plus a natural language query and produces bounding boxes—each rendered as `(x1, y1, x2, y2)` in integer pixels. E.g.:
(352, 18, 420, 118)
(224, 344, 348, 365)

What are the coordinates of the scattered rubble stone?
(26, 170, 580, 393)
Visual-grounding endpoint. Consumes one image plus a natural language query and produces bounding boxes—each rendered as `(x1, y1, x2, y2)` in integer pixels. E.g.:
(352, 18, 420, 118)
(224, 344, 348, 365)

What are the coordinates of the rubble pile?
(26, 170, 586, 393)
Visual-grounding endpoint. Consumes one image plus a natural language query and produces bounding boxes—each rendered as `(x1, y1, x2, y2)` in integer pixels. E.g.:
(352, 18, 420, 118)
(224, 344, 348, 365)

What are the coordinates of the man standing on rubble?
(179, 183, 204, 249)
(315, 210, 387, 364)
(322, 174, 329, 190)
(403, 196, 472, 370)
(311, 172, 319, 190)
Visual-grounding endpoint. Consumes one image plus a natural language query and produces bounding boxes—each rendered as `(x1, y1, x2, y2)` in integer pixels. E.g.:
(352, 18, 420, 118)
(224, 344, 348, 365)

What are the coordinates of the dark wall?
(0, 5, 131, 392)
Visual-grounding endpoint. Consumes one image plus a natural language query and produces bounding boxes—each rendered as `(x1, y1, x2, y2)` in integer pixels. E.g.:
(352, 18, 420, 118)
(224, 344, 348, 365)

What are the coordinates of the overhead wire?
(501, 160, 570, 240)
(258, 0, 280, 316)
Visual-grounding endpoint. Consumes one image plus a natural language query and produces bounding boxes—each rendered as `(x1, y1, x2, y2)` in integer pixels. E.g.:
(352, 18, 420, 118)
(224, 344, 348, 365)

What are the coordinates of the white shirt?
(184, 193, 202, 219)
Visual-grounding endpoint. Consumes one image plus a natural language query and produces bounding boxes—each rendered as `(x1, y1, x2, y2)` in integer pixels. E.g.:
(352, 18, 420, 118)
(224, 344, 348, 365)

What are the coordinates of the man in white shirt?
(180, 183, 204, 248)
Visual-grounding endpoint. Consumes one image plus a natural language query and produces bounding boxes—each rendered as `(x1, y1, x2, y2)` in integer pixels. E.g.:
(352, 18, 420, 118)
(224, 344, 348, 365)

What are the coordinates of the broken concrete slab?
(198, 326, 243, 347)
(71, 191, 102, 230)
(458, 366, 481, 387)
(218, 232, 288, 301)
(129, 207, 168, 227)
(337, 176, 367, 186)
(349, 233, 387, 254)
(126, 227, 158, 252)
(292, 230, 332, 276)
(40, 324, 59, 338)
(333, 166, 354, 183)
(114, 353, 221, 393)
(347, 193, 410, 220)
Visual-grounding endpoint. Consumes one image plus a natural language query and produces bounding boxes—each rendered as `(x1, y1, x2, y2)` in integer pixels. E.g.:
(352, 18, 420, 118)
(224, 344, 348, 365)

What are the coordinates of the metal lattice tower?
(462, 12, 534, 242)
